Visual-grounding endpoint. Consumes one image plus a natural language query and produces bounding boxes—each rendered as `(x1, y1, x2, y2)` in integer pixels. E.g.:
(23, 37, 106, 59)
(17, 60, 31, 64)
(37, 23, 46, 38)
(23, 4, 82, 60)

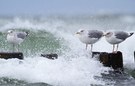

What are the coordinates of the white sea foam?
(0, 56, 110, 86)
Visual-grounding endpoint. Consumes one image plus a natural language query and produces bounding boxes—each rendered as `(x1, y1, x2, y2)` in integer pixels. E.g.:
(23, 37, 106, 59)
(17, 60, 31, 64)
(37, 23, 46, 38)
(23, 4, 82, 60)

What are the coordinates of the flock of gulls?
(6, 29, 134, 53)
(76, 29, 134, 53)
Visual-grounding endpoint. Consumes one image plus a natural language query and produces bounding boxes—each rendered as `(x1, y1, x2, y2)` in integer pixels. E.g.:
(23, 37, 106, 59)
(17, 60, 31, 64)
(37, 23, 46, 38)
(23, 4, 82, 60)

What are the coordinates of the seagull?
(104, 31, 134, 52)
(6, 30, 29, 52)
(76, 29, 104, 52)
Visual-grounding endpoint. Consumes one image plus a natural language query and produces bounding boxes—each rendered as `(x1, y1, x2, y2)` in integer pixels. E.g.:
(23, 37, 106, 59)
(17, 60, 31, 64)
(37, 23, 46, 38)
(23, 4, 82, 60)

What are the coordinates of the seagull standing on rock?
(7, 30, 29, 52)
(104, 31, 134, 52)
(76, 29, 104, 52)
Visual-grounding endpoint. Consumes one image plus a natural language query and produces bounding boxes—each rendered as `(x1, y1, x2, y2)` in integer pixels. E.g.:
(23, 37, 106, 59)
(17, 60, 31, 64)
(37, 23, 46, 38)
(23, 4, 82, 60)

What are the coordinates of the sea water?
(0, 15, 135, 86)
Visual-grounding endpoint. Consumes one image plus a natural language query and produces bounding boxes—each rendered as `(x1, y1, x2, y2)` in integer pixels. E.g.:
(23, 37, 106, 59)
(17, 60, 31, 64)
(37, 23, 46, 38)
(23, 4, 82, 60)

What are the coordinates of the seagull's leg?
(13, 44, 15, 52)
(91, 44, 93, 52)
(112, 44, 115, 52)
(116, 44, 119, 52)
(17, 44, 19, 52)
(86, 44, 88, 50)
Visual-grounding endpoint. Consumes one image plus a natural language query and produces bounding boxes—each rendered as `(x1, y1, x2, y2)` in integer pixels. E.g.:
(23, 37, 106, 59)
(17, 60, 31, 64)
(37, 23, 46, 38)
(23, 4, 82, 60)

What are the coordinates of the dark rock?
(41, 53, 58, 60)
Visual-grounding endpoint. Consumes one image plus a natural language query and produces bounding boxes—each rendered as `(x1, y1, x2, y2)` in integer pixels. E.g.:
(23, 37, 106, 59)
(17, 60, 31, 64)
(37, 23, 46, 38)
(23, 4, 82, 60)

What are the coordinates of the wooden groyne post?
(41, 53, 58, 60)
(92, 51, 123, 70)
(0, 52, 24, 60)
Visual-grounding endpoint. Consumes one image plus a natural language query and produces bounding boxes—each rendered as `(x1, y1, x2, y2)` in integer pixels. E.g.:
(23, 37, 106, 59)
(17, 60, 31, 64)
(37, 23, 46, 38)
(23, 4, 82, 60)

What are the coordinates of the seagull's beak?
(76, 32, 80, 34)
(74, 32, 80, 36)
(103, 33, 107, 36)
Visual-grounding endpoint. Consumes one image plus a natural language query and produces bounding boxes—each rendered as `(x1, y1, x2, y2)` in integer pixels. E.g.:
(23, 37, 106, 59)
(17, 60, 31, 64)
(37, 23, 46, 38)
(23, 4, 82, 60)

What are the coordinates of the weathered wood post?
(92, 51, 123, 71)
(0, 52, 23, 60)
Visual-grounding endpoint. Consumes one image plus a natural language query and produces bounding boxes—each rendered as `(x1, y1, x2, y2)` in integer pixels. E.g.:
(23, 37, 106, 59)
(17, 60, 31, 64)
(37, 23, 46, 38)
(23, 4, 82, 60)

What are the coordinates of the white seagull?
(76, 29, 104, 52)
(105, 31, 134, 52)
(7, 30, 29, 52)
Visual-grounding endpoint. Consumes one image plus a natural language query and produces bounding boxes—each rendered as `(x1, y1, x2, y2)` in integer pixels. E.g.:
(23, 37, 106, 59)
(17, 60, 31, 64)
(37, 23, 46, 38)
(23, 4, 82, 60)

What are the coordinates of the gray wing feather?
(17, 32, 27, 39)
(88, 30, 103, 39)
(115, 31, 129, 40)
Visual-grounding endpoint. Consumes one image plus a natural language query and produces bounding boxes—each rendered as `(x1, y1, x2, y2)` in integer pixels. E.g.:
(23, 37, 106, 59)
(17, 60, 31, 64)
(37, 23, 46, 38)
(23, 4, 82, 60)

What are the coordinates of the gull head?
(7, 30, 14, 34)
(75, 29, 86, 35)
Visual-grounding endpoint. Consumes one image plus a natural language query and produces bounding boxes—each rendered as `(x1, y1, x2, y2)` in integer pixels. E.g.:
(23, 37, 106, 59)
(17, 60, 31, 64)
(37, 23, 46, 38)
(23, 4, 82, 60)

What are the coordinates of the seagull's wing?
(17, 32, 27, 39)
(115, 31, 129, 40)
(88, 30, 103, 39)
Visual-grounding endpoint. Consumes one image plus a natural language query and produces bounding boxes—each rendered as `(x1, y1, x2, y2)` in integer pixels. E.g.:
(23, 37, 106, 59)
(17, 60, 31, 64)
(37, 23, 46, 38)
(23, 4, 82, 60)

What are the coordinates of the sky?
(0, 0, 135, 16)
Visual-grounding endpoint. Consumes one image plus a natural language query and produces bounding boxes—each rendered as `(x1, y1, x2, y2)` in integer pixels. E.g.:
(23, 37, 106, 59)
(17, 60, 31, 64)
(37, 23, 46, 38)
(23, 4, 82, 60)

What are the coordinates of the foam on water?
(0, 16, 135, 86)
(0, 56, 110, 86)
